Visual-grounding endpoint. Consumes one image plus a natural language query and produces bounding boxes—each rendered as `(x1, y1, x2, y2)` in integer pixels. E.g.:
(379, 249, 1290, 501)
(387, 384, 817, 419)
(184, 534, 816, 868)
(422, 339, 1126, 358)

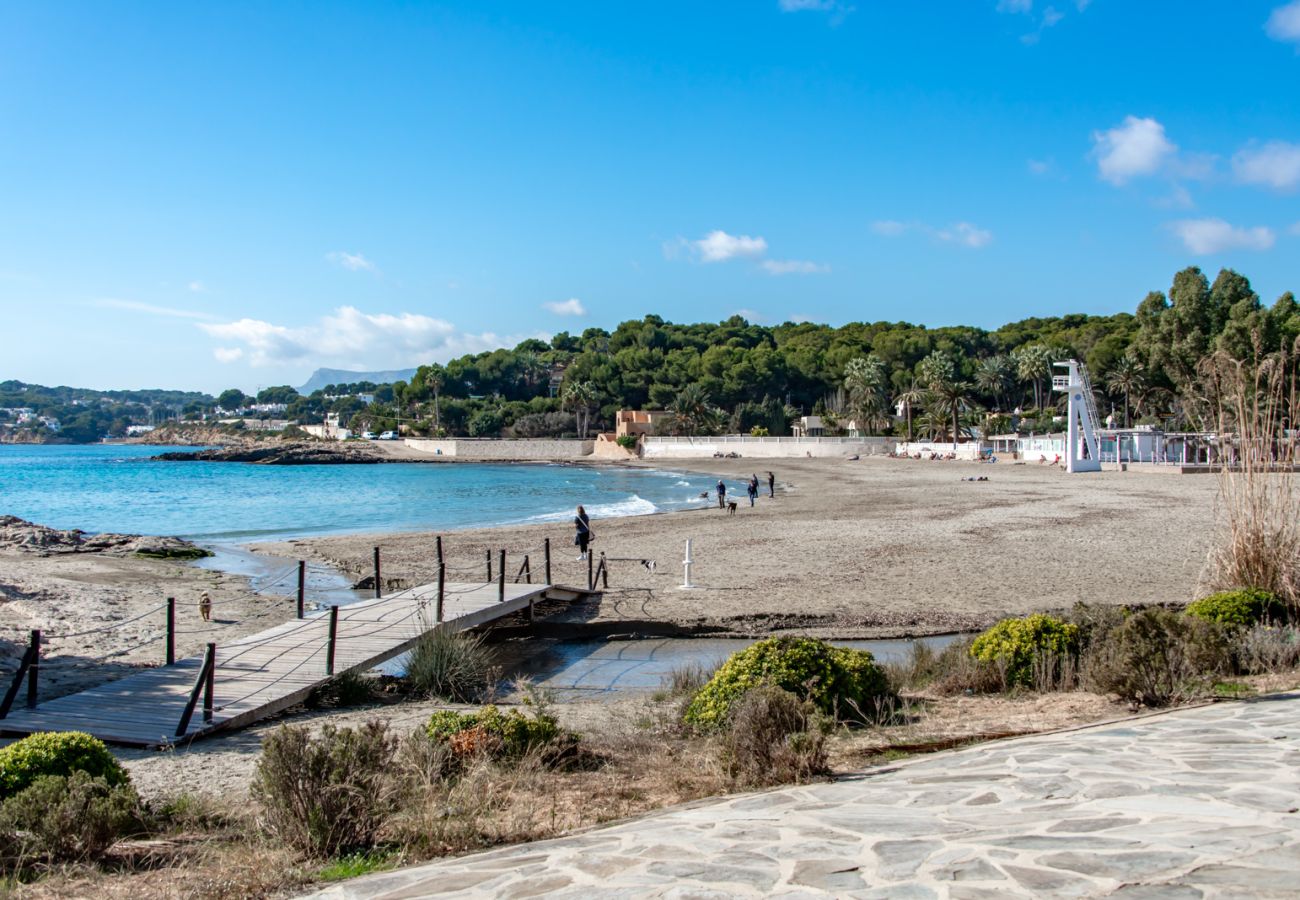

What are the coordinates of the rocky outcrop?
(152, 442, 382, 465)
(0, 516, 211, 559)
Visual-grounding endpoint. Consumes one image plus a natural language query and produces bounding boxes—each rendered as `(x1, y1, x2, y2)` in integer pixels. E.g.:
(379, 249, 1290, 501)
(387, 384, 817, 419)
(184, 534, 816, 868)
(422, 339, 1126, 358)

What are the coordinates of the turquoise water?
(0, 444, 712, 541)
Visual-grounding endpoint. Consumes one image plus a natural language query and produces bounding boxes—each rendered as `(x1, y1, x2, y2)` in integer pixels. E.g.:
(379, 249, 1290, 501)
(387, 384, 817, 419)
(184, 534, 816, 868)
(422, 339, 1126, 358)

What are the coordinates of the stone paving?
(310, 694, 1300, 898)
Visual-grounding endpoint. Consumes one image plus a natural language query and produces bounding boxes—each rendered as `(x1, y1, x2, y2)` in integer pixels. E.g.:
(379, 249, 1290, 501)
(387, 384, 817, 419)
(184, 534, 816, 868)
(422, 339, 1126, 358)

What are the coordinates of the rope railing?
(5, 534, 592, 723)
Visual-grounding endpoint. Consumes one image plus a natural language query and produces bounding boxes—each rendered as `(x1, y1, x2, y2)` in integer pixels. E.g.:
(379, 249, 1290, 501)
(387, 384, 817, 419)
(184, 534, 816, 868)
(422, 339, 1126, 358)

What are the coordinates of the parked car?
(379, 431, 399, 440)
(362, 431, 377, 440)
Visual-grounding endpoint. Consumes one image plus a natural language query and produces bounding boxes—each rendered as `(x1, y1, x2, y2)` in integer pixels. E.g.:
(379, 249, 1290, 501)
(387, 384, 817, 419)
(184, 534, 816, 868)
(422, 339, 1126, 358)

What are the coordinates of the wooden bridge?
(0, 575, 595, 748)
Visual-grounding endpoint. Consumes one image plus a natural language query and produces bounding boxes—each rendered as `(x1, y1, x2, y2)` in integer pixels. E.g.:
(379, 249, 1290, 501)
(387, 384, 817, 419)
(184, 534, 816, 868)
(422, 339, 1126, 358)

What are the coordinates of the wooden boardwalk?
(0, 580, 587, 747)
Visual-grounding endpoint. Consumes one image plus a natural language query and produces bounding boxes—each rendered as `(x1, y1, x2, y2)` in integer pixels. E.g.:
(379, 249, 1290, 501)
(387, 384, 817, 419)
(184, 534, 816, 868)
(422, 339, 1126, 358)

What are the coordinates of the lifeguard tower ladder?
(1052, 360, 1102, 473)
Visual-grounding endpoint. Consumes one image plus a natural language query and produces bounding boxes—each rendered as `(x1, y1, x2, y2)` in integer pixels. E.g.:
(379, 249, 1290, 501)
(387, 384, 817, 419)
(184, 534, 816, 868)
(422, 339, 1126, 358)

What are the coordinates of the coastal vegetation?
(6, 265, 1295, 444)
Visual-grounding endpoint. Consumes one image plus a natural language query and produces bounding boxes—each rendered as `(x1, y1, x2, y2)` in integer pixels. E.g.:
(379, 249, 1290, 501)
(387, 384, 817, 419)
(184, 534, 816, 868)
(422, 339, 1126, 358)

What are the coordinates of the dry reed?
(1198, 347, 1300, 613)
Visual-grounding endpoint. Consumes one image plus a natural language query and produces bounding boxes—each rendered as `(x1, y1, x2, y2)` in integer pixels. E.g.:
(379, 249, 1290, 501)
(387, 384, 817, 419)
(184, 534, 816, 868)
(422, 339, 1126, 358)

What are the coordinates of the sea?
(0, 444, 713, 542)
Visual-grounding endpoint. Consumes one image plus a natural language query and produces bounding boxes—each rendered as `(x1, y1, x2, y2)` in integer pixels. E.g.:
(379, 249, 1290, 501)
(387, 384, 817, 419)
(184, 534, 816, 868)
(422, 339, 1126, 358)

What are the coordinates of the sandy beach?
(262, 457, 1223, 639)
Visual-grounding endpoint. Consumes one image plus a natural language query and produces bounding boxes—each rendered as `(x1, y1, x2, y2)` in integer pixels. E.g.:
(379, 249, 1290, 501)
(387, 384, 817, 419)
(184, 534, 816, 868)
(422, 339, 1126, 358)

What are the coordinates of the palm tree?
(515, 352, 548, 394)
(843, 355, 890, 434)
(975, 355, 1012, 411)
(894, 378, 927, 441)
(1105, 354, 1146, 428)
(1012, 344, 1053, 410)
(930, 378, 974, 443)
(421, 364, 446, 432)
(667, 383, 721, 436)
(561, 380, 598, 438)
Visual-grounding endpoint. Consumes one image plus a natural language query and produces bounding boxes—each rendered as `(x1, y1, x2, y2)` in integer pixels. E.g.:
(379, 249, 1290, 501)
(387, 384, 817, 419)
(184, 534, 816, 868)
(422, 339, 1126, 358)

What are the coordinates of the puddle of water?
(196, 542, 372, 610)
(491, 634, 962, 699)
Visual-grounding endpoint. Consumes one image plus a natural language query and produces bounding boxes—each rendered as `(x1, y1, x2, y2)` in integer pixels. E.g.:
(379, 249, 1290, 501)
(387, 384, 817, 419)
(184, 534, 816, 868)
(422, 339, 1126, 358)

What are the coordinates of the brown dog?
(198, 591, 212, 622)
(726, 501, 738, 515)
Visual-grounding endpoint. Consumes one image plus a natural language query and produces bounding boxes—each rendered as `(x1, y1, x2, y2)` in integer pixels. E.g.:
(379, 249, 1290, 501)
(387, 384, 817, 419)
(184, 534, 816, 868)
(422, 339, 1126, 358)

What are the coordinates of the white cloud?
(187, 281, 206, 293)
(1027, 158, 1053, 175)
(1170, 218, 1276, 254)
(543, 298, 587, 316)
(870, 219, 993, 248)
(761, 259, 830, 275)
(937, 222, 994, 248)
(1092, 116, 1178, 185)
(1266, 1, 1300, 45)
(871, 220, 909, 236)
(327, 251, 376, 272)
(199, 306, 542, 369)
(95, 298, 217, 320)
(997, 0, 1033, 11)
(732, 308, 765, 322)
(1232, 141, 1300, 191)
(1021, 4, 1063, 43)
(692, 230, 769, 263)
(787, 314, 814, 324)
(1155, 184, 1195, 210)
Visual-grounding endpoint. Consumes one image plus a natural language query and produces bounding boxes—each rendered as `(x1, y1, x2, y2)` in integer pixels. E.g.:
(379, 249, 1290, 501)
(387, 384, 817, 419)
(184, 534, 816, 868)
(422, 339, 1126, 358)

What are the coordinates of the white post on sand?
(680, 539, 697, 590)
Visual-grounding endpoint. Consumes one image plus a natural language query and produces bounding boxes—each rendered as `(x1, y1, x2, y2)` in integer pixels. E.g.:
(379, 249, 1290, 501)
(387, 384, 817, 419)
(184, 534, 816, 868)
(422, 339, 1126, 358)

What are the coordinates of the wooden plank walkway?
(0, 580, 587, 748)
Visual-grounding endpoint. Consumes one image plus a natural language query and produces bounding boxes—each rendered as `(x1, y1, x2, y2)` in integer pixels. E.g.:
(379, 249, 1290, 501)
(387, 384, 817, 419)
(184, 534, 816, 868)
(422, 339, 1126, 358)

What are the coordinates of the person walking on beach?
(767, 471, 775, 498)
(747, 474, 758, 506)
(574, 505, 592, 561)
(716, 479, 727, 509)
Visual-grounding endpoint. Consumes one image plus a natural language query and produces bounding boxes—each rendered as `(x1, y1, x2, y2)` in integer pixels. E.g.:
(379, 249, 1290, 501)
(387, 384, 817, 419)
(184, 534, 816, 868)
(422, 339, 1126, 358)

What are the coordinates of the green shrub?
(0, 771, 144, 864)
(0, 732, 129, 800)
(682, 637, 893, 730)
(1186, 589, 1285, 628)
(252, 721, 397, 856)
(425, 705, 561, 760)
(405, 629, 498, 702)
(969, 614, 1079, 688)
(1233, 624, 1300, 674)
(719, 685, 827, 786)
(1085, 607, 1229, 707)
(615, 434, 640, 451)
(307, 670, 379, 708)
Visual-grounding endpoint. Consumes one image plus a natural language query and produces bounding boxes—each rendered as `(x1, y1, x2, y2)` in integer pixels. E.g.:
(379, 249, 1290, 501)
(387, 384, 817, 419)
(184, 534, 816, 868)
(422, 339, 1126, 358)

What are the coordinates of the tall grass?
(1198, 348, 1300, 614)
(405, 629, 499, 702)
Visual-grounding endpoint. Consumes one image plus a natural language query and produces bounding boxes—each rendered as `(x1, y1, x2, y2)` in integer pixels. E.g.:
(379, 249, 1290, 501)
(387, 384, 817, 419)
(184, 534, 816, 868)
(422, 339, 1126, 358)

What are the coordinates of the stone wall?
(642, 436, 892, 459)
(403, 438, 595, 459)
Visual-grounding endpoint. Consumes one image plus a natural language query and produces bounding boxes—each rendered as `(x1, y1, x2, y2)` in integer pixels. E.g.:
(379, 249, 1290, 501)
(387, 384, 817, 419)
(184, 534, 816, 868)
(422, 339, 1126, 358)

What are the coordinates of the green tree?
(216, 388, 247, 410)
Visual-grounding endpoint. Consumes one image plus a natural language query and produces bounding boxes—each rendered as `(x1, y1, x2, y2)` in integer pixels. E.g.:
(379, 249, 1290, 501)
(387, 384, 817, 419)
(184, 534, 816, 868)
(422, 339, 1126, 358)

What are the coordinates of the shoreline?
(253, 456, 1223, 640)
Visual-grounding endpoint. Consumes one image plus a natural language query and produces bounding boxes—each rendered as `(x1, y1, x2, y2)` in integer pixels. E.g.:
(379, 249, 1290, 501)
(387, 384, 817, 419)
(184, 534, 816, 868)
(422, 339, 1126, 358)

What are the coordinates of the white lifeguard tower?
(1051, 359, 1102, 473)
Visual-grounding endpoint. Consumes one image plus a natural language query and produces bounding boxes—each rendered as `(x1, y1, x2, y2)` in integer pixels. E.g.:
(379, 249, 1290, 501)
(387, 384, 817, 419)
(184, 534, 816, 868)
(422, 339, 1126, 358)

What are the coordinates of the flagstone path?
(309, 693, 1300, 898)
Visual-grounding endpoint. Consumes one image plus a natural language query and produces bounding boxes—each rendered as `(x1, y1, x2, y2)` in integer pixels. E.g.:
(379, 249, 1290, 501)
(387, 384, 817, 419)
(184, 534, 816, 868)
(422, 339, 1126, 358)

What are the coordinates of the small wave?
(522, 494, 658, 524)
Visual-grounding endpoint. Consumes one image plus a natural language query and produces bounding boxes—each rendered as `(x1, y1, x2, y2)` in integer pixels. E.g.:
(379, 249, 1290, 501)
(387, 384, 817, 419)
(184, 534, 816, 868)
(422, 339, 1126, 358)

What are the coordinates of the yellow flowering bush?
(969, 614, 1079, 687)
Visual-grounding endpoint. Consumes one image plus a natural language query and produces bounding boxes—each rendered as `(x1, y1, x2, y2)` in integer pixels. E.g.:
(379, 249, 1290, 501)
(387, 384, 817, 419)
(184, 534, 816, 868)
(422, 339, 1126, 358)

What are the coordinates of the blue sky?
(2, 1, 1298, 393)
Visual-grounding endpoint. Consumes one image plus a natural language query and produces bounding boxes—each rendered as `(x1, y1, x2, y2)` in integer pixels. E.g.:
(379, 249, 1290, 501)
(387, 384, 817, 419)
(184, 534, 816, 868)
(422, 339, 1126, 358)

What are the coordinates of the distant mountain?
(298, 367, 419, 394)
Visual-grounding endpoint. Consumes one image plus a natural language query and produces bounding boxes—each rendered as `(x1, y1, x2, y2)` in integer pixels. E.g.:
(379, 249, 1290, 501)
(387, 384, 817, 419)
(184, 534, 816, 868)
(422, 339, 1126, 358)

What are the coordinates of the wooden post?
(498, 549, 506, 602)
(25, 630, 39, 709)
(544, 538, 551, 585)
(528, 598, 535, 623)
(373, 547, 382, 599)
(486, 548, 493, 582)
(435, 535, 444, 567)
(436, 564, 446, 623)
(203, 642, 215, 723)
(297, 560, 306, 619)
(326, 605, 339, 676)
(524, 555, 531, 584)
(587, 551, 594, 591)
(600, 552, 609, 589)
(166, 597, 176, 665)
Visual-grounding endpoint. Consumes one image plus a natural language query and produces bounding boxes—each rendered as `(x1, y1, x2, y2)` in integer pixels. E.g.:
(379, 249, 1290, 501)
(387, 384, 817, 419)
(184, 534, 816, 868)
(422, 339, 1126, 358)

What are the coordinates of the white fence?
(643, 435, 891, 459)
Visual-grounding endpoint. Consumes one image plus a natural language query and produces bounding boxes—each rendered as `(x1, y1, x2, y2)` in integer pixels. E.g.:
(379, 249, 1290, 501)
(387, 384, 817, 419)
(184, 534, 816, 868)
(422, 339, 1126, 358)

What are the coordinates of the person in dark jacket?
(716, 479, 727, 509)
(747, 474, 758, 506)
(574, 505, 592, 560)
(767, 471, 775, 498)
